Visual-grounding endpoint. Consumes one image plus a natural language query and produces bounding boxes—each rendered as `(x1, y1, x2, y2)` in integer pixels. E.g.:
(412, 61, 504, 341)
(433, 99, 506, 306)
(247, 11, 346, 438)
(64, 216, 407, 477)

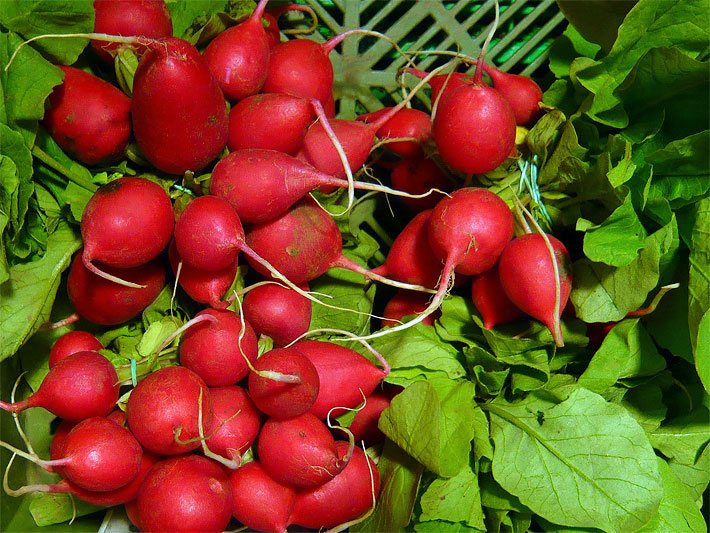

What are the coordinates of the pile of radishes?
(1, 0, 574, 531)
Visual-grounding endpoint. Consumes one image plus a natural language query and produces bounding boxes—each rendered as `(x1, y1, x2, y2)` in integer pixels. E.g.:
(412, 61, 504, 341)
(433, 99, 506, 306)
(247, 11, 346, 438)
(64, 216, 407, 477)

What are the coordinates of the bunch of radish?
(0, 0, 575, 530)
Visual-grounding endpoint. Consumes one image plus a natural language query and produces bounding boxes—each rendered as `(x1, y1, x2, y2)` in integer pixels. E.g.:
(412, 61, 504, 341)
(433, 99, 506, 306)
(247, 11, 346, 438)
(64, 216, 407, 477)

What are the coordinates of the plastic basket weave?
(282, 0, 566, 118)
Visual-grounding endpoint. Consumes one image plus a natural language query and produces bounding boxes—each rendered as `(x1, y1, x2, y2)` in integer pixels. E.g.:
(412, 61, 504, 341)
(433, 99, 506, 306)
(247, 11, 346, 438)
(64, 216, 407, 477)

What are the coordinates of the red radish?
(80, 177, 173, 287)
(263, 3, 319, 48)
(125, 500, 142, 529)
(248, 348, 320, 419)
(471, 265, 524, 330)
(126, 366, 214, 455)
(498, 233, 573, 347)
(357, 106, 432, 158)
(132, 37, 229, 175)
(371, 209, 442, 289)
(205, 386, 261, 462)
(0, 351, 118, 421)
(227, 92, 314, 155)
(229, 461, 296, 533)
(203, 0, 271, 101)
(245, 196, 432, 293)
(390, 157, 453, 212)
(179, 308, 259, 387)
(257, 413, 349, 488)
(381, 290, 440, 329)
(291, 340, 387, 419)
(209, 148, 425, 225)
(67, 253, 166, 325)
(482, 63, 543, 126)
(168, 241, 235, 309)
(348, 391, 393, 445)
(48, 330, 103, 368)
(6, 451, 159, 507)
(404, 67, 473, 105)
(42, 66, 131, 166)
(432, 60, 516, 174)
(55, 416, 142, 492)
(91, 0, 172, 63)
(136, 455, 232, 533)
(242, 282, 312, 346)
(174, 195, 243, 273)
(291, 441, 380, 529)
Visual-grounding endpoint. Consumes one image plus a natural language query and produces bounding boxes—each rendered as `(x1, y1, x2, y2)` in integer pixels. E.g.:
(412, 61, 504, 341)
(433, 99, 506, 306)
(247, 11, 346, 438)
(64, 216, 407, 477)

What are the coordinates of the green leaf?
(487, 387, 663, 531)
(667, 443, 710, 504)
(0, 1, 94, 65)
(378, 379, 476, 477)
(370, 324, 466, 383)
(414, 520, 484, 532)
(650, 407, 710, 466)
(466, 345, 509, 397)
(166, 0, 229, 38)
(580, 195, 646, 267)
(578, 319, 666, 393)
(351, 440, 423, 533)
(137, 317, 182, 357)
(435, 296, 483, 347)
(555, 0, 635, 53)
(0, 223, 80, 361)
(620, 380, 668, 432)
(419, 464, 486, 529)
(471, 406, 493, 463)
(576, 0, 709, 127)
(688, 197, 710, 360)
(638, 458, 707, 533)
(695, 309, 710, 393)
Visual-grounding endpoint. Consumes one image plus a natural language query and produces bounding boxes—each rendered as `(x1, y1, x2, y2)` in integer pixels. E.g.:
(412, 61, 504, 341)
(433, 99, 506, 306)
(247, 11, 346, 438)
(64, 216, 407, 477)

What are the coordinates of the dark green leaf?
(650, 407, 710, 466)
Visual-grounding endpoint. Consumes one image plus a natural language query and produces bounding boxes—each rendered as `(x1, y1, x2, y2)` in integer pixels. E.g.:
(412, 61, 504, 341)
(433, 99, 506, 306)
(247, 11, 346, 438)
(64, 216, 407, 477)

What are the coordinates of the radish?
(248, 347, 320, 419)
(371, 209, 442, 289)
(470, 265, 524, 330)
(209, 148, 432, 224)
(348, 391, 394, 445)
(290, 339, 388, 419)
(244, 196, 434, 293)
(229, 461, 296, 533)
(136, 455, 233, 533)
(257, 412, 350, 488)
(168, 241, 235, 309)
(498, 233, 573, 347)
(382, 290, 440, 329)
(5, 451, 158, 507)
(205, 386, 261, 463)
(42, 66, 131, 166)
(482, 63, 543, 126)
(242, 282, 312, 346)
(357, 106, 432, 158)
(67, 253, 166, 325)
(390, 156, 454, 212)
(91, 0, 172, 63)
(126, 366, 214, 455)
(132, 37, 229, 175)
(203, 0, 271, 101)
(80, 177, 173, 287)
(227, 92, 314, 155)
(403, 67, 472, 107)
(291, 441, 380, 529)
(0, 351, 119, 421)
(179, 308, 259, 387)
(48, 330, 103, 368)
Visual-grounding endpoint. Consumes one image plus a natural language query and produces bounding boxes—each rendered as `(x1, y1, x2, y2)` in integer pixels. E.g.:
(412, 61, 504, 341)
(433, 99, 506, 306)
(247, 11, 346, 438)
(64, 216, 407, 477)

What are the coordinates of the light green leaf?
(488, 387, 663, 531)
(667, 444, 710, 504)
(0, 0, 94, 64)
(695, 310, 710, 393)
(650, 407, 710, 466)
(638, 458, 706, 532)
(414, 520, 483, 532)
(420, 465, 485, 529)
(688, 198, 710, 359)
(166, 0, 229, 38)
(378, 379, 476, 477)
(0, 223, 80, 361)
(435, 296, 483, 347)
(620, 380, 668, 433)
(351, 440, 423, 533)
(471, 406, 493, 463)
(137, 317, 182, 357)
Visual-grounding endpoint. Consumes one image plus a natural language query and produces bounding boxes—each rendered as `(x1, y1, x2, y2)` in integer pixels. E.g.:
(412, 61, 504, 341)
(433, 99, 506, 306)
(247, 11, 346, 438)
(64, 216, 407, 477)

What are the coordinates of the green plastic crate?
(279, 0, 566, 117)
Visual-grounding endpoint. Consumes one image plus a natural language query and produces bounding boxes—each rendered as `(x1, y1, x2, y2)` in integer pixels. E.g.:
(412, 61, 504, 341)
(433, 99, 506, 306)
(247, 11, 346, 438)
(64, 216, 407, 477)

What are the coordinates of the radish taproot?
(132, 37, 229, 175)
(257, 412, 350, 488)
(470, 265, 525, 330)
(390, 157, 454, 212)
(168, 241, 235, 309)
(203, 0, 271, 101)
(48, 330, 103, 368)
(42, 66, 131, 166)
(242, 282, 312, 346)
(382, 290, 440, 329)
(0, 351, 119, 421)
(205, 386, 261, 463)
(248, 347, 320, 419)
(91, 0, 172, 63)
(126, 366, 214, 455)
(498, 233, 573, 347)
(67, 253, 166, 325)
(229, 461, 296, 533)
(136, 455, 233, 533)
(80, 177, 173, 287)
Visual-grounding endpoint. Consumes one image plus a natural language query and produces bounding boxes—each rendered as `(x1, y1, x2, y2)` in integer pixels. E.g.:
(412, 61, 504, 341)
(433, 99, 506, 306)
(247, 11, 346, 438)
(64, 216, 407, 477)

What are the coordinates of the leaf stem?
(31, 145, 98, 193)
